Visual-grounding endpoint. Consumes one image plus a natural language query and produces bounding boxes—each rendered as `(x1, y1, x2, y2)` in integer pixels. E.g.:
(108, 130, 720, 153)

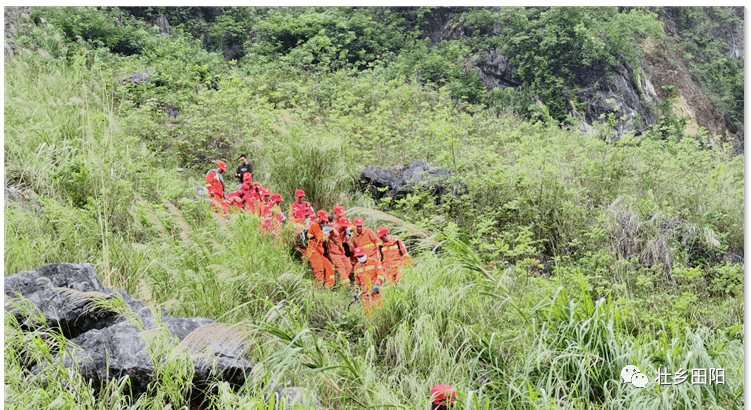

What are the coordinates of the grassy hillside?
(4, 7, 744, 410)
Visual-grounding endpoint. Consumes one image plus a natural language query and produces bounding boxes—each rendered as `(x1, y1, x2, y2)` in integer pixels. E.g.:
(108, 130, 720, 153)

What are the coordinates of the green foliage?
(495, 7, 661, 121)
(245, 7, 418, 70)
(30, 6, 152, 55)
(4, 7, 744, 410)
(264, 129, 353, 211)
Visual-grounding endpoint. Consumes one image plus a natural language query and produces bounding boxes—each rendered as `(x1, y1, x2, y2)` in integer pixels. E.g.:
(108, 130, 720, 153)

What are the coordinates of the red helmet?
(354, 247, 366, 257)
(317, 210, 329, 221)
(376, 226, 389, 238)
(430, 385, 456, 406)
(262, 188, 271, 196)
(217, 162, 227, 171)
(339, 218, 350, 227)
(333, 205, 345, 216)
(353, 218, 364, 227)
(295, 189, 305, 198)
(271, 193, 282, 202)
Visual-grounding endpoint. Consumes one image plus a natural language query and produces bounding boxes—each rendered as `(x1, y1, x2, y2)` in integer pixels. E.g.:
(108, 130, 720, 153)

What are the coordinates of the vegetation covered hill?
(4, 6, 744, 410)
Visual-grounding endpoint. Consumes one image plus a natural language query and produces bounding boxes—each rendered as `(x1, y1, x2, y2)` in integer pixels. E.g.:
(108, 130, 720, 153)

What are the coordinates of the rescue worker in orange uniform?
(245, 182, 264, 215)
(205, 161, 227, 212)
(352, 218, 381, 261)
(258, 188, 272, 216)
(262, 193, 285, 220)
(352, 246, 385, 318)
(258, 193, 284, 243)
(205, 161, 227, 200)
(338, 217, 356, 282)
(306, 210, 335, 289)
(377, 226, 412, 285)
(325, 215, 352, 287)
(289, 189, 315, 221)
(430, 385, 457, 410)
(332, 205, 346, 222)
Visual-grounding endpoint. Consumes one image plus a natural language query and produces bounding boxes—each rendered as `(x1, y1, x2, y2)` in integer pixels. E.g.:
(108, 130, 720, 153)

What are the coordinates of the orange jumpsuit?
(353, 258, 385, 317)
(352, 228, 381, 261)
(205, 169, 225, 200)
(289, 200, 314, 220)
(258, 199, 272, 217)
(326, 225, 352, 287)
(380, 237, 412, 285)
(245, 192, 262, 215)
(306, 222, 335, 289)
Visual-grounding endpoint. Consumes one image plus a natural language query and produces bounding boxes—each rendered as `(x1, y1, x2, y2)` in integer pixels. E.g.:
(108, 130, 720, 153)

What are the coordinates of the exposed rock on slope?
(5, 263, 257, 407)
(360, 160, 468, 200)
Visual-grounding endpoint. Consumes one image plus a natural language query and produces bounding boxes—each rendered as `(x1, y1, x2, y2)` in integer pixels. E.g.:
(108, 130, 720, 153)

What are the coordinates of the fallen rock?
(58, 316, 251, 400)
(360, 160, 468, 201)
(5, 184, 42, 214)
(129, 71, 150, 85)
(166, 103, 179, 118)
(4, 263, 146, 339)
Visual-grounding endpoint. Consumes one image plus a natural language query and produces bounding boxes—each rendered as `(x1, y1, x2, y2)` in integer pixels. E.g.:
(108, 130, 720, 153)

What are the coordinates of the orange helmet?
(317, 210, 329, 221)
(295, 189, 305, 197)
(353, 218, 364, 227)
(339, 218, 350, 227)
(271, 193, 282, 202)
(217, 162, 227, 171)
(376, 226, 389, 238)
(430, 385, 456, 406)
(354, 247, 366, 257)
(333, 205, 345, 216)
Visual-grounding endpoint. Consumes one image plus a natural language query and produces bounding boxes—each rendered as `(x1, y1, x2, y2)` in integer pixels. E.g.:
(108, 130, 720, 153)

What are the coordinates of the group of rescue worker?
(208, 158, 455, 409)
(204, 156, 412, 318)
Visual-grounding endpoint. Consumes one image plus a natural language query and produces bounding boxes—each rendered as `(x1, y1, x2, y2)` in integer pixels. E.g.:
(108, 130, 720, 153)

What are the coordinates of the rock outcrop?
(360, 160, 468, 201)
(5, 263, 257, 408)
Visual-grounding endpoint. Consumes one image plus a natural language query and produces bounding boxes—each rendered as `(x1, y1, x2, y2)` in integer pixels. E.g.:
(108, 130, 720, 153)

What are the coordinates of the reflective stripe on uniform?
(364, 265, 374, 271)
(363, 243, 375, 248)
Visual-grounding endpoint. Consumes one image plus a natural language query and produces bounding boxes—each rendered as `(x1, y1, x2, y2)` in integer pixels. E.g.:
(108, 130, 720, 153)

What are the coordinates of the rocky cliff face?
(420, 6, 742, 144)
(641, 36, 738, 142)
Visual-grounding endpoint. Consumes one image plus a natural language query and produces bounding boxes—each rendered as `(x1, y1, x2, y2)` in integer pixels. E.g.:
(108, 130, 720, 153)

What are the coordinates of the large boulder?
(129, 71, 150, 85)
(59, 317, 251, 401)
(4, 263, 147, 339)
(5, 183, 43, 214)
(360, 160, 468, 201)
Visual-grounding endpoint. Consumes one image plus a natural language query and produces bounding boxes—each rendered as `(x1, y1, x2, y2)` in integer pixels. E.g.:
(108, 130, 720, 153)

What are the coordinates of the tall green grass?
(5, 10, 743, 410)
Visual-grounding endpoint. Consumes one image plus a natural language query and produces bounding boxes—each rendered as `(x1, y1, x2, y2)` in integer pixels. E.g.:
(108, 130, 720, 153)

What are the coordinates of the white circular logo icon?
(621, 365, 640, 383)
(631, 372, 649, 388)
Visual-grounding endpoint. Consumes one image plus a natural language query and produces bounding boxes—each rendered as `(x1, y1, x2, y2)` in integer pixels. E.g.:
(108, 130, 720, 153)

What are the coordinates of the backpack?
(295, 229, 309, 249)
